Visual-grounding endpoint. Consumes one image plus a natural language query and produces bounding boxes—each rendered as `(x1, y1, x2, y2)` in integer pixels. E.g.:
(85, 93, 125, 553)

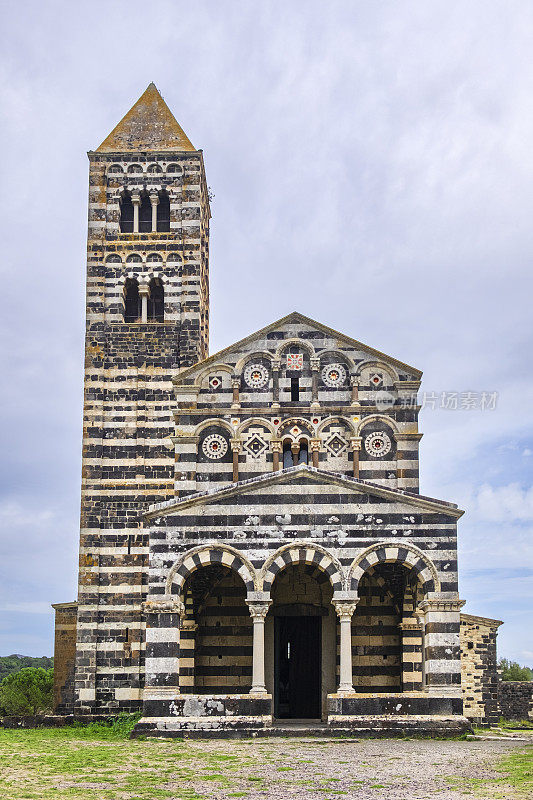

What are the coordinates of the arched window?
(120, 191, 134, 233)
(283, 440, 293, 470)
(139, 192, 151, 233)
(124, 278, 140, 322)
(148, 278, 164, 322)
(157, 189, 170, 232)
(298, 439, 309, 465)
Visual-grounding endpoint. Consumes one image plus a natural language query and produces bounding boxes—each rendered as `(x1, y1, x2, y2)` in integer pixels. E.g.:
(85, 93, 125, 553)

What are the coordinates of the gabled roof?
(175, 311, 422, 382)
(96, 83, 196, 153)
(143, 465, 462, 520)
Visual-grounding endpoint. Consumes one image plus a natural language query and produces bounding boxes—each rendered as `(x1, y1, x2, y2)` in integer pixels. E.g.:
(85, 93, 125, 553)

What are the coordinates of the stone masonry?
(53, 85, 503, 736)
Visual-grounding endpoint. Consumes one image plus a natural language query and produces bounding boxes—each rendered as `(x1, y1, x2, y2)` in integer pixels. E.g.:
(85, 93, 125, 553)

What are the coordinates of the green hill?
(0, 655, 53, 681)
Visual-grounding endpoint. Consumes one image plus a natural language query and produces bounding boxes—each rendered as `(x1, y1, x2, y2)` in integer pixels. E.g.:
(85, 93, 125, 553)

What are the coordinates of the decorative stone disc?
(202, 433, 228, 459)
(322, 363, 347, 388)
(244, 363, 269, 389)
(364, 431, 392, 458)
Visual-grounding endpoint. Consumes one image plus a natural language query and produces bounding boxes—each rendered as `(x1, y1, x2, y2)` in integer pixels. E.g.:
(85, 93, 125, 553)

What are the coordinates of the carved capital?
(333, 600, 358, 621)
(131, 191, 141, 205)
(149, 192, 159, 205)
(138, 283, 150, 297)
(310, 438, 321, 452)
(310, 357, 320, 371)
(230, 438, 242, 453)
(246, 600, 271, 620)
(270, 439, 282, 453)
(349, 436, 362, 451)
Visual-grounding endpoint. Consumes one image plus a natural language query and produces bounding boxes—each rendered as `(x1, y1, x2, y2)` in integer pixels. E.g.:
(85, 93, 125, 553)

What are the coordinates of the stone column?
(350, 377, 360, 406)
(150, 192, 159, 233)
(230, 439, 241, 483)
(350, 436, 362, 479)
(272, 360, 280, 408)
(310, 438, 321, 468)
(311, 357, 320, 409)
(139, 284, 150, 323)
(333, 597, 358, 694)
(246, 596, 272, 694)
(417, 593, 464, 693)
(132, 191, 141, 234)
(399, 619, 424, 691)
(270, 439, 282, 472)
(231, 378, 240, 408)
(143, 597, 183, 689)
(178, 619, 198, 692)
(291, 441, 300, 466)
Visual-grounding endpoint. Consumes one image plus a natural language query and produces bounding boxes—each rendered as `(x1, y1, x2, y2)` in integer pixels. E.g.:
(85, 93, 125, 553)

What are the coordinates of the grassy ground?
(0, 717, 531, 799)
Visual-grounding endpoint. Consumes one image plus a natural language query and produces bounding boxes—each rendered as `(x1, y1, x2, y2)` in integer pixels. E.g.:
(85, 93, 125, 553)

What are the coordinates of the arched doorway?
(179, 564, 253, 694)
(352, 563, 424, 692)
(267, 563, 335, 720)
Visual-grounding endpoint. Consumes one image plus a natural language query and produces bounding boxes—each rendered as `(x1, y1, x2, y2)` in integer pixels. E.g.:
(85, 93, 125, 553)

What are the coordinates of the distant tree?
(0, 667, 54, 715)
(0, 655, 53, 682)
(499, 658, 533, 681)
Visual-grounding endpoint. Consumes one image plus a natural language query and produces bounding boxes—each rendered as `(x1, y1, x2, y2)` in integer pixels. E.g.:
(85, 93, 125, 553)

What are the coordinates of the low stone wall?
(460, 613, 502, 724)
(499, 681, 533, 720)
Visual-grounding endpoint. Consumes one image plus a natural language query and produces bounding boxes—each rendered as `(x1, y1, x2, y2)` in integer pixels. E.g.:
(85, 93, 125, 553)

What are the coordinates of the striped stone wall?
(74, 143, 210, 713)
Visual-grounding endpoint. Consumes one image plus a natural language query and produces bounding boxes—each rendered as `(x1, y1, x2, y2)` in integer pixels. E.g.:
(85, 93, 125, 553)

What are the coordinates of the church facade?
(52, 85, 501, 736)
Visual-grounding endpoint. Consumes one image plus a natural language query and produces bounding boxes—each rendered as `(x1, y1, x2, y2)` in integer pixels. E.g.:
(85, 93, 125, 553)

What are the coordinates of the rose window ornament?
(202, 433, 228, 459)
(364, 431, 392, 458)
(244, 363, 269, 389)
(322, 363, 347, 388)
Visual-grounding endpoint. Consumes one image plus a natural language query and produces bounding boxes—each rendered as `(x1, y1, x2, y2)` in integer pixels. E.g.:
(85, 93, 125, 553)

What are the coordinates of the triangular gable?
(175, 311, 422, 382)
(143, 466, 462, 520)
(96, 83, 196, 153)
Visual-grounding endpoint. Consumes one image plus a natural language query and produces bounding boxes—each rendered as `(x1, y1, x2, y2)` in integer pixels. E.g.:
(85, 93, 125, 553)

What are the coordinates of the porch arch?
(260, 541, 345, 593)
(166, 544, 258, 596)
(347, 541, 440, 594)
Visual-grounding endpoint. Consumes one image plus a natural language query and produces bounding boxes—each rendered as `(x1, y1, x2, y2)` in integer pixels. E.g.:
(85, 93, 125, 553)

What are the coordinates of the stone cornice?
(143, 464, 463, 521)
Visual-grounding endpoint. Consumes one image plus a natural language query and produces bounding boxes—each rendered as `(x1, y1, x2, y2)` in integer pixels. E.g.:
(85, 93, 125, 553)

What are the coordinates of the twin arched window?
(120, 190, 170, 233)
(282, 439, 309, 469)
(124, 278, 164, 323)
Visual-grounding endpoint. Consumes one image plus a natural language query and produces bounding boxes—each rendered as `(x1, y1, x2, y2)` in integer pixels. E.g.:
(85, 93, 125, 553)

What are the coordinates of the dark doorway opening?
(274, 616, 321, 719)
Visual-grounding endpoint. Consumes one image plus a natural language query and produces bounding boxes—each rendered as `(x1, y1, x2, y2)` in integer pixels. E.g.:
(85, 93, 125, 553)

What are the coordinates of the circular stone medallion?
(321, 363, 347, 388)
(364, 431, 392, 458)
(244, 363, 269, 389)
(202, 433, 228, 459)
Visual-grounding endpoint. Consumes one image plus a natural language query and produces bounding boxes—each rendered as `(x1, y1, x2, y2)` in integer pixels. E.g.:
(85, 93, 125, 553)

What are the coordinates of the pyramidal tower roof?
(96, 83, 196, 153)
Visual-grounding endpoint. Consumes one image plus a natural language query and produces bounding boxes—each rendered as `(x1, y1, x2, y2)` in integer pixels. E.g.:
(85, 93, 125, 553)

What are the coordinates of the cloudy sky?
(1, 1, 532, 664)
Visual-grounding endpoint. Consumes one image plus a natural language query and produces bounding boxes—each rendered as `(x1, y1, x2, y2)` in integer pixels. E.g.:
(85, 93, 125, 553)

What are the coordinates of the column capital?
(246, 599, 271, 619)
(149, 192, 159, 205)
(131, 191, 141, 204)
(232, 378, 240, 389)
(230, 438, 242, 453)
(272, 359, 281, 371)
(332, 598, 358, 621)
(270, 439, 282, 453)
(418, 594, 465, 614)
(310, 357, 320, 371)
(399, 620, 423, 632)
(138, 283, 150, 297)
(350, 376, 359, 386)
(349, 436, 362, 450)
(310, 438, 321, 452)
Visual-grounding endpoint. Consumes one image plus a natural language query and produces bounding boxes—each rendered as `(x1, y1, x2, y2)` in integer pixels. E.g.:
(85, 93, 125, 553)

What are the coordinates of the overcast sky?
(0, 1, 532, 664)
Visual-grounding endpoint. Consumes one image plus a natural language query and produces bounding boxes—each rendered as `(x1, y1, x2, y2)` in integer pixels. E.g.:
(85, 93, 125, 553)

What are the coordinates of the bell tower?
(73, 84, 210, 711)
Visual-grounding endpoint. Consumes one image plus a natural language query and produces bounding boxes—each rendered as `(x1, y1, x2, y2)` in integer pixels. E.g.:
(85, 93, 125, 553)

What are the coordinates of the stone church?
(52, 84, 502, 737)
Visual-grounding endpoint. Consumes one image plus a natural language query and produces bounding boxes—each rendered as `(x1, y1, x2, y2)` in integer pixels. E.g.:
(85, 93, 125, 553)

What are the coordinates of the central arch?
(260, 542, 344, 593)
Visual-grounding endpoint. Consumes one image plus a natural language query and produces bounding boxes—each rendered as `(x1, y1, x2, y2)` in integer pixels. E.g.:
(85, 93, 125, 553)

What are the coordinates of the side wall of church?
(460, 613, 502, 724)
(74, 150, 210, 713)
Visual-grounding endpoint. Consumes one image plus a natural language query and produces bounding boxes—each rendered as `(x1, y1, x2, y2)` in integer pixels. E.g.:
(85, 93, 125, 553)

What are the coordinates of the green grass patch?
(453, 746, 533, 798)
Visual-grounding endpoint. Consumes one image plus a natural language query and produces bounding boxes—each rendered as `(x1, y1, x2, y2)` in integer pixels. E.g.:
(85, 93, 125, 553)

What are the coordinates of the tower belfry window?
(120, 191, 134, 233)
(124, 278, 140, 323)
(290, 376, 300, 401)
(148, 278, 164, 322)
(157, 189, 170, 232)
(139, 192, 151, 232)
(283, 441, 293, 470)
